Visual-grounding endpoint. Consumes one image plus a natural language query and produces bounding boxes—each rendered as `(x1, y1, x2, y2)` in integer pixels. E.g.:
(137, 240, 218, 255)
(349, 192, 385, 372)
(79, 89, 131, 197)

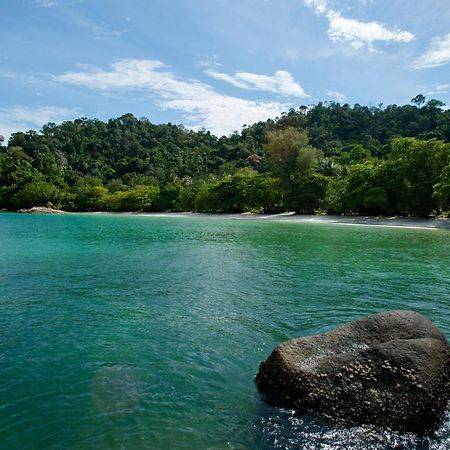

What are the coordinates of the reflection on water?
(92, 366, 142, 416)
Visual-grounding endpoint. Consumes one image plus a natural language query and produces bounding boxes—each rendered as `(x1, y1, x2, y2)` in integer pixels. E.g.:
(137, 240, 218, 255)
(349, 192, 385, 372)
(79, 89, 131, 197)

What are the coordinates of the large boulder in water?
(256, 310, 450, 433)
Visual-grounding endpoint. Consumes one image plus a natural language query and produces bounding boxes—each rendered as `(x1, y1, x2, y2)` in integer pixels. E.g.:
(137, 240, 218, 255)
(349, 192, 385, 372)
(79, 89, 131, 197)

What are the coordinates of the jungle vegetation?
(1, 96, 450, 216)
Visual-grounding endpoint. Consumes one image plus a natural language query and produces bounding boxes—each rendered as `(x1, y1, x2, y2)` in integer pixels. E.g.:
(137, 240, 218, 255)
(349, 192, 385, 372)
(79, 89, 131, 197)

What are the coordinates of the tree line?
(1, 97, 450, 216)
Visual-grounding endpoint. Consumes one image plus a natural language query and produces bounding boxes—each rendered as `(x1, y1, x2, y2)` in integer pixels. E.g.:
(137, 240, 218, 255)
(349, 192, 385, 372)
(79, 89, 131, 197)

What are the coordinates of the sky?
(1, 0, 450, 139)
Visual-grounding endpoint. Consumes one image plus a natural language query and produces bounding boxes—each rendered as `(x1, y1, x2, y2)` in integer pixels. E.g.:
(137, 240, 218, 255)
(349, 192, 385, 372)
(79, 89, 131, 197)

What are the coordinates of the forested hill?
(1, 97, 450, 217)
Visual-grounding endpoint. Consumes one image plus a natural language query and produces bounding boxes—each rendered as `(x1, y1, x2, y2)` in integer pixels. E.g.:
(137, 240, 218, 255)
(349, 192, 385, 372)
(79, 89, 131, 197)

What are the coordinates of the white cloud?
(35, 0, 58, 7)
(414, 33, 450, 69)
(205, 69, 309, 98)
(326, 11, 414, 52)
(0, 106, 78, 141)
(304, 0, 328, 15)
(304, 0, 414, 52)
(426, 83, 449, 95)
(205, 70, 249, 89)
(326, 90, 347, 103)
(197, 55, 222, 69)
(55, 59, 293, 136)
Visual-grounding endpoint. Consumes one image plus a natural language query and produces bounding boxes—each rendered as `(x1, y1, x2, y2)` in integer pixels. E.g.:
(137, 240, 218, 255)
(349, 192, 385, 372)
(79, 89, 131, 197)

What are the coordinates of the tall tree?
(411, 94, 426, 107)
(264, 127, 321, 210)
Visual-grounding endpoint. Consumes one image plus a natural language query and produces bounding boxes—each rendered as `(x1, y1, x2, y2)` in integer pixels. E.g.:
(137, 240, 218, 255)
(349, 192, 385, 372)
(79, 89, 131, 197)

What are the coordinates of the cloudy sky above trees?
(1, 0, 449, 138)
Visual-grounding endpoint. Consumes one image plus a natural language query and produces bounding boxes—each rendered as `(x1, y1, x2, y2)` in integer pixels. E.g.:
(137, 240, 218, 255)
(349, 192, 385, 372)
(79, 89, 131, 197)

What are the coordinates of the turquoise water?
(0, 213, 449, 449)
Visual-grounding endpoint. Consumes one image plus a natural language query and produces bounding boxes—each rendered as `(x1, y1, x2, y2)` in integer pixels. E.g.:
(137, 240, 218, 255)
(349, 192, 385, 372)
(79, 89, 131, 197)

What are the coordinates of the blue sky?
(1, 0, 449, 138)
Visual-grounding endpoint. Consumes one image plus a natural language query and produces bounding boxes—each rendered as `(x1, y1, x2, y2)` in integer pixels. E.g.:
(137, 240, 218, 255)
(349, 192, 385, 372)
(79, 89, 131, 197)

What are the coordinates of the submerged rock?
(256, 310, 450, 433)
(17, 206, 65, 214)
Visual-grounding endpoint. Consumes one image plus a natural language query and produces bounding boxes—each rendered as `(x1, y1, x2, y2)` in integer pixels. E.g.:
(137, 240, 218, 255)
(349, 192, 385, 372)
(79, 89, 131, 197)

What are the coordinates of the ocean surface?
(0, 213, 449, 449)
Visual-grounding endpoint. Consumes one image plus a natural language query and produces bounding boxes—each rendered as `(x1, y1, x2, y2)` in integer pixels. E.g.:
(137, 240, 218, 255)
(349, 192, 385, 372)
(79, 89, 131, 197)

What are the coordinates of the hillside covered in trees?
(1, 97, 450, 217)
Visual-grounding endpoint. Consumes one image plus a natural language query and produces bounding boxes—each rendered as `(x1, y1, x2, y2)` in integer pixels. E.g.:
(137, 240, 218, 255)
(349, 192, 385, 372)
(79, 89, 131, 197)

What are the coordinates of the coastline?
(4, 208, 450, 230)
(80, 211, 450, 230)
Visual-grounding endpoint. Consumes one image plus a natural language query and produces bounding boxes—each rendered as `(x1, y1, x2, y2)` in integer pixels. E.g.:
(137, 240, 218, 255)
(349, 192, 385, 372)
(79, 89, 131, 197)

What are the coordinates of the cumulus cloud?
(55, 59, 293, 136)
(414, 33, 450, 69)
(0, 106, 78, 141)
(205, 69, 309, 98)
(304, 0, 414, 52)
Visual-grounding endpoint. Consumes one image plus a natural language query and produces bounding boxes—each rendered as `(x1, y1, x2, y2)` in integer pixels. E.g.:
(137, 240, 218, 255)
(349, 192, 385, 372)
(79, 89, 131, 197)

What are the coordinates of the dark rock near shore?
(18, 206, 65, 214)
(256, 310, 450, 433)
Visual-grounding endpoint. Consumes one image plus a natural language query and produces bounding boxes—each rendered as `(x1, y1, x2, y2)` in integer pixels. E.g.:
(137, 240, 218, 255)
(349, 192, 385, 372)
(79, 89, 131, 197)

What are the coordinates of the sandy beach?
(83, 211, 450, 230)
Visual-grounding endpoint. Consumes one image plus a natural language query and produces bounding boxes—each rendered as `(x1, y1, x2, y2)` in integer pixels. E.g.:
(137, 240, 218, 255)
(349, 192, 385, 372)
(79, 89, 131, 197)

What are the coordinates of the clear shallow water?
(0, 213, 449, 450)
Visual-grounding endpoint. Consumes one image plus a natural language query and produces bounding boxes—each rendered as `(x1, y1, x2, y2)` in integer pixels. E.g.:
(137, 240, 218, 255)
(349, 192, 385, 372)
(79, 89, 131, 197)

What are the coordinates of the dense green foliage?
(1, 98, 450, 216)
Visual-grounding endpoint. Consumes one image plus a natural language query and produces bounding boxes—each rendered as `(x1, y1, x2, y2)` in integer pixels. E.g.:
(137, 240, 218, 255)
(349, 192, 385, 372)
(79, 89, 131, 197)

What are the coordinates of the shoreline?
(80, 211, 450, 230)
(4, 209, 450, 230)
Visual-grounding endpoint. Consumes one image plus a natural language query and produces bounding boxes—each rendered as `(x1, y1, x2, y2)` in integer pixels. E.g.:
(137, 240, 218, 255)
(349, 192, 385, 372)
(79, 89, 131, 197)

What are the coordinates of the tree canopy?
(1, 98, 449, 216)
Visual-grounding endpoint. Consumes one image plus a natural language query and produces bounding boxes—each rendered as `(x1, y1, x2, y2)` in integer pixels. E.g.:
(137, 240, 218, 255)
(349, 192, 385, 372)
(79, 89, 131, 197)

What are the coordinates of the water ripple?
(0, 214, 449, 449)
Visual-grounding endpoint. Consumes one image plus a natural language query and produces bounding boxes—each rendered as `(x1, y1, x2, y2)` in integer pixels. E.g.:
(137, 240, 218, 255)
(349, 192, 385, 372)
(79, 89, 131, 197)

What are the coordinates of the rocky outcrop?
(256, 310, 450, 433)
(18, 206, 66, 214)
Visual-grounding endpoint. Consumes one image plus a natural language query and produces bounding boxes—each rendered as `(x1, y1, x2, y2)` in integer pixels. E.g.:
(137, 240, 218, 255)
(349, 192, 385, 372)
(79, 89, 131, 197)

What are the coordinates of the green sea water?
(0, 213, 449, 449)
